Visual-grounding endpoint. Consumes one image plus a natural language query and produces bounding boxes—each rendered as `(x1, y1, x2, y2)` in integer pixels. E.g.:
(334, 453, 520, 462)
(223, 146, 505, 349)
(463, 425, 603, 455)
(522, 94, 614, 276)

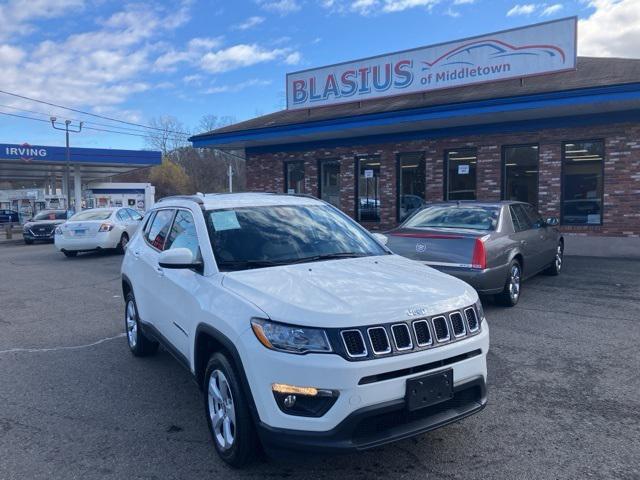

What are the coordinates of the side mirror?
(158, 248, 203, 272)
(372, 232, 388, 246)
(546, 217, 559, 227)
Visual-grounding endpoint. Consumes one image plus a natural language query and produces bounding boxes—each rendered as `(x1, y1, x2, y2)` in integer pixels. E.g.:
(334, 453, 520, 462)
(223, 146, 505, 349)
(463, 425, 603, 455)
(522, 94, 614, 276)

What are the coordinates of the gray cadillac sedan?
(384, 201, 563, 306)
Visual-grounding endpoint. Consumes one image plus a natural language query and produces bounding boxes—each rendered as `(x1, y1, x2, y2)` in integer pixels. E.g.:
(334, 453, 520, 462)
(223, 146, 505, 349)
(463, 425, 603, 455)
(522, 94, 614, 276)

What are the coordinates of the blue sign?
(0, 143, 161, 165)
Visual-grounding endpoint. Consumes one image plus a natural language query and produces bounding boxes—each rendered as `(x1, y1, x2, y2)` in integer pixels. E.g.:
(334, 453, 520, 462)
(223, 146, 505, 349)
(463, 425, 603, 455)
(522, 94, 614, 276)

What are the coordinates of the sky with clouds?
(0, 0, 638, 150)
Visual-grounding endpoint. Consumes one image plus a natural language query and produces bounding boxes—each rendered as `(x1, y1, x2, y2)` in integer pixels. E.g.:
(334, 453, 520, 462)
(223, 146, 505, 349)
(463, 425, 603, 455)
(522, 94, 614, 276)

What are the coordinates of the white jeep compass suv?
(121, 193, 489, 466)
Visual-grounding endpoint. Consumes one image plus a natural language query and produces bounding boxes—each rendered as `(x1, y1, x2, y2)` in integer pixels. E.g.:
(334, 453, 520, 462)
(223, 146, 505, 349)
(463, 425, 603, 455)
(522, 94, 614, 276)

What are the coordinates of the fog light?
(271, 383, 338, 417)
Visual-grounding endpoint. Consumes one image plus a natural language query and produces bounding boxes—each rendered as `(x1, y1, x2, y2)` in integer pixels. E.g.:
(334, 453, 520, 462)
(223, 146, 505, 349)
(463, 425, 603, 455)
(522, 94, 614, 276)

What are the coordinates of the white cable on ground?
(0, 333, 125, 355)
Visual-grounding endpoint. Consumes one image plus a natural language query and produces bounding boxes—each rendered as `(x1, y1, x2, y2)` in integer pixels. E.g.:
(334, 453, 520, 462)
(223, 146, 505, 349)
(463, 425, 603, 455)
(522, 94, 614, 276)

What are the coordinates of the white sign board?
(286, 17, 577, 110)
(458, 165, 470, 175)
(364, 169, 374, 178)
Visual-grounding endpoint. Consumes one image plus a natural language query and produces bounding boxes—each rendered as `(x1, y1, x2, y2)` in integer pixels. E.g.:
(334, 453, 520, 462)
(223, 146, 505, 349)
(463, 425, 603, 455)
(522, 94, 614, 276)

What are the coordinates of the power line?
(0, 102, 182, 137)
(0, 88, 192, 136)
(0, 110, 190, 142)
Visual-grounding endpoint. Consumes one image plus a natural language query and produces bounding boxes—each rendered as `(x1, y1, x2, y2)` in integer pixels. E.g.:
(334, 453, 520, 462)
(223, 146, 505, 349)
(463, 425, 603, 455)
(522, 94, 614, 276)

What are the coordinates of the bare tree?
(145, 116, 190, 155)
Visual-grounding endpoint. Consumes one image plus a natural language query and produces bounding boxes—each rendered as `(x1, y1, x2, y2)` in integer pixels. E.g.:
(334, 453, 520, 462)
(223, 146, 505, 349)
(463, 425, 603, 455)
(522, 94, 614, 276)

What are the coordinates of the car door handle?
(132, 249, 141, 258)
(155, 266, 164, 276)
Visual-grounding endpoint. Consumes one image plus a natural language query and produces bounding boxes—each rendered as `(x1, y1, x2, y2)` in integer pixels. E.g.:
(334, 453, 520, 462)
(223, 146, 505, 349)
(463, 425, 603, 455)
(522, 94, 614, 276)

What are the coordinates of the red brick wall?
(246, 122, 640, 236)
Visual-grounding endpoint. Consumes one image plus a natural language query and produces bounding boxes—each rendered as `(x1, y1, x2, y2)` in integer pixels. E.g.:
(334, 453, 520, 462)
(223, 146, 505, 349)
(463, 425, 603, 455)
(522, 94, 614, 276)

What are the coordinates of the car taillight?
(471, 237, 487, 270)
(99, 223, 114, 232)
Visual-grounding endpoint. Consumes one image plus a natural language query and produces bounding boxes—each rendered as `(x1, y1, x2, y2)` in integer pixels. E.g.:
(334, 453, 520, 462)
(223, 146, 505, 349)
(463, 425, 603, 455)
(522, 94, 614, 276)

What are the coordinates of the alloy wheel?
(208, 370, 236, 451)
(509, 264, 521, 302)
(125, 300, 137, 348)
(555, 245, 563, 271)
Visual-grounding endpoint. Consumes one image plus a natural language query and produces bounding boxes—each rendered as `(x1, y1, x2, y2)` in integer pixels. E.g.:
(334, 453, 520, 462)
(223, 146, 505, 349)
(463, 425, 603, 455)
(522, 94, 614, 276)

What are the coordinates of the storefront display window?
(446, 149, 477, 200)
(397, 153, 425, 222)
(357, 156, 381, 222)
(561, 140, 604, 225)
(503, 144, 539, 205)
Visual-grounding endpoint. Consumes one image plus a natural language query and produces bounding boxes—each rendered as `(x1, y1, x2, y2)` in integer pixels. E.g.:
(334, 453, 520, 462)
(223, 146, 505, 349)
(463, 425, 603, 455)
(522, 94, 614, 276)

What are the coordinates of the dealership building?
(191, 18, 640, 255)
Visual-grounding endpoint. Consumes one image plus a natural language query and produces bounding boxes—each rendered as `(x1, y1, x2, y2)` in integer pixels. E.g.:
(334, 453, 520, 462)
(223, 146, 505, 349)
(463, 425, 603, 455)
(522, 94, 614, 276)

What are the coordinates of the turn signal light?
(98, 223, 114, 232)
(471, 237, 487, 270)
(272, 383, 319, 397)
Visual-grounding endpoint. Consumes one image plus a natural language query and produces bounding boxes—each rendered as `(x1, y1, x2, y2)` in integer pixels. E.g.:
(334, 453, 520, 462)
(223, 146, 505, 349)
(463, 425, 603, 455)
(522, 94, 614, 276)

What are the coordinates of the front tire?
(24, 239, 34, 245)
(544, 242, 563, 276)
(63, 250, 77, 257)
(496, 259, 522, 307)
(124, 292, 158, 357)
(204, 353, 258, 468)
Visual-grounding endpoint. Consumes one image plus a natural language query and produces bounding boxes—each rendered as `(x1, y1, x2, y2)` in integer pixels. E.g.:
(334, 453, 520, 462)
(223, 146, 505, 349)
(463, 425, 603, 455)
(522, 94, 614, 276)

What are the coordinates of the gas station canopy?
(0, 143, 161, 182)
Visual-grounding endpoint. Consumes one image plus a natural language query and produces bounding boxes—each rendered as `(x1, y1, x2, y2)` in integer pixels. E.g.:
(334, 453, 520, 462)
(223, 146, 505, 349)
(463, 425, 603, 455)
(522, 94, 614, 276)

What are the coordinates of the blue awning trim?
(190, 82, 640, 148)
(245, 109, 640, 154)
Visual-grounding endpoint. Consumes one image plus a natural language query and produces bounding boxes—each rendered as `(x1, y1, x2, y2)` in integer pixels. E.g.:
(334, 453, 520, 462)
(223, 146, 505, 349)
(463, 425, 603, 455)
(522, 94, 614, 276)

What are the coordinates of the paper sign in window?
(211, 211, 241, 231)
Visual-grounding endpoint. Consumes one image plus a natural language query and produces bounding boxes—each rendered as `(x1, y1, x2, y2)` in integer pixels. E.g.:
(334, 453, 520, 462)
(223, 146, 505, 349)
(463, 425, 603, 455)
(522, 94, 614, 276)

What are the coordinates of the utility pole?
(228, 163, 234, 193)
(50, 118, 83, 211)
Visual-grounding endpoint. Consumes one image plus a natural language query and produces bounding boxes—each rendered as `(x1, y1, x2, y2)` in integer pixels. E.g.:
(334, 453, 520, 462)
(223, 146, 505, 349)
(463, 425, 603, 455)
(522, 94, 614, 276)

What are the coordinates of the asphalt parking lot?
(1, 242, 639, 480)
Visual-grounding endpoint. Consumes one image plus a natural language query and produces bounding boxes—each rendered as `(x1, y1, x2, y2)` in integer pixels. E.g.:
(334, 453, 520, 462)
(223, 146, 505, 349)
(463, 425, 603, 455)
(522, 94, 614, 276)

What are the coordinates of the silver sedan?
(384, 201, 564, 306)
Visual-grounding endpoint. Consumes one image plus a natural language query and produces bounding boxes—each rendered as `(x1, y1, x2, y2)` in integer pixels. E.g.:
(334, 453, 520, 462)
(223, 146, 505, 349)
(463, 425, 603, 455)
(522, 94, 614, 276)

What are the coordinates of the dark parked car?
(384, 201, 563, 306)
(22, 210, 68, 244)
(0, 209, 20, 224)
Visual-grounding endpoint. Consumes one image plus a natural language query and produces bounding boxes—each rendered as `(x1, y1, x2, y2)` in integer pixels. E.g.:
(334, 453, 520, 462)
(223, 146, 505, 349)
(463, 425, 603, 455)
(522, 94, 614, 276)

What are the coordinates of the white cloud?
(0, 2, 193, 114)
(382, 0, 438, 13)
(444, 6, 460, 16)
(579, 0, 640, 58)
(0, 0, 84, 41)
(201, 79, 272, 94)
(154, 37, 223, 71)
(541, 3, 563, 15)
(323, 0, 462, 15)
(200, 44, 297, 73)
(506, 3, 537, 16)
(453, 0, 475, 4)
(257, 0, 301, 14)
(285, 51, 302, 64)
(232, 16, 266, 30)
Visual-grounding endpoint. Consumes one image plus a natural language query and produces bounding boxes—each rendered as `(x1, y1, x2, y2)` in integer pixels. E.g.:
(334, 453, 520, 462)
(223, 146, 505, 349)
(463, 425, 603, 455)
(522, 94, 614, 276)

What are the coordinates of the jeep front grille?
(367, 327, 391, 355)
(465, 307, 479, 332)
(341, 330, 367, 358)
(391, 324, 412, 351)
(450, 312, 466, 337)
(337, 305, 481, 361)
(432, 316, 450, 342)
(412, 320, 432, 347)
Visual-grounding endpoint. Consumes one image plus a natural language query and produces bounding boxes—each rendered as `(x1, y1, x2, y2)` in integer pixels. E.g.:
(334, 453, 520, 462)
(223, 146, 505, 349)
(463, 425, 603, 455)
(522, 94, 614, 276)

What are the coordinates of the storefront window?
(319, 160, 341, 208)
(503, 145, 539, 205)
(446, 149, 477, 200)
(562, 141, 604, 225)
(398, 153, 426, 222)
(357, 156, 381, 222)
(284, 161, 305, 194)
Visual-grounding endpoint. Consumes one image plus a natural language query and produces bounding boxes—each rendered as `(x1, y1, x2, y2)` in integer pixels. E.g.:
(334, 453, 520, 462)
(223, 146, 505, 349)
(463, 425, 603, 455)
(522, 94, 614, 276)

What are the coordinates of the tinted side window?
(128, 209, 143, 221)
(164, 210, 199, 257)
(522, 204, 544, 229)
(117, 209, 131, 221)
(146, 209, 175, 251)
(510, 205, 530, 232)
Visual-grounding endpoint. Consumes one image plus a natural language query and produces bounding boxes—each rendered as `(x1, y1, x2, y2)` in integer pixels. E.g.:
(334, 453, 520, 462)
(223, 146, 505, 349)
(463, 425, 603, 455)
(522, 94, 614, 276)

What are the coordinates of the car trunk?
(61, 220, 104, 239)
(386, 227, 488, 268)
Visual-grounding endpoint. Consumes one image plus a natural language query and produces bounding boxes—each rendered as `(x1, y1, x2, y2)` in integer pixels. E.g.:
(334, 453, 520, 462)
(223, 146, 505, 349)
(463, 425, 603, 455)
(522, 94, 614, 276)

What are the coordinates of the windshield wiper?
(285, 252, 369, 265)
(217, 259, 284, 271)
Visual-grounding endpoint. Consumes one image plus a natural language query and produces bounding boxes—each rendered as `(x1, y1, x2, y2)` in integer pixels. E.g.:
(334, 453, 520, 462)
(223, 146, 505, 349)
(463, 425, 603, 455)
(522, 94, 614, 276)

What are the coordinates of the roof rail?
(157, 194, 204, 205)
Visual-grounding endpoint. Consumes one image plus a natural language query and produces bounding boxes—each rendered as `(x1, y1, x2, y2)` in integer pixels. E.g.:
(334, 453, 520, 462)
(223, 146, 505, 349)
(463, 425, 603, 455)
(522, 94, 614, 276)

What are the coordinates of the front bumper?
(258, 376, 485, 453)
(239, 322, 489, 440)
(23, 231, 55, 241)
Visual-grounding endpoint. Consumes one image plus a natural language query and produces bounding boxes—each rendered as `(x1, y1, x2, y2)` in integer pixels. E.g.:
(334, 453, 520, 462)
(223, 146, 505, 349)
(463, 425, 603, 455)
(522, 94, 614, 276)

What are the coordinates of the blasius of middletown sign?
(286, 17, 577, 110)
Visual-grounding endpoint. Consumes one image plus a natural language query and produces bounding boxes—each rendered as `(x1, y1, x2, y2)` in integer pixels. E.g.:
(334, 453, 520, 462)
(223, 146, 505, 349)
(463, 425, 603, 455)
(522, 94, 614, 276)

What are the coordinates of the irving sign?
(286, 17, 577, 110)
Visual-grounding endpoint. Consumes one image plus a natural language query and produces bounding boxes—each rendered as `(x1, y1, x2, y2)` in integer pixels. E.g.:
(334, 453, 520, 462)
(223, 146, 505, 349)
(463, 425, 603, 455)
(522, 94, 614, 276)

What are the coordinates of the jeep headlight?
(475, 299, 486, 324)
(251, 319, 332, 354)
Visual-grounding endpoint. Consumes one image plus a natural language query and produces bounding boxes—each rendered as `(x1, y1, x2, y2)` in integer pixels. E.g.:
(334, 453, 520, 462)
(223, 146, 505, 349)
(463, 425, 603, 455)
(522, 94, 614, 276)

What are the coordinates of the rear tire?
(116, 233, 129, 253)
(204, 353, 258, 468)
(63, 251, 77, 257)
(544, 242, 563, 276)
(124, 292, 158, 357)
(496, 259, 521, 307)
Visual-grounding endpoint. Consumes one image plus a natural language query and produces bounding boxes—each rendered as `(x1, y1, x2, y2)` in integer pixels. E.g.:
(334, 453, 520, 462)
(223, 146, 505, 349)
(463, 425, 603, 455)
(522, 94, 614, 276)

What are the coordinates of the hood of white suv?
(221, 254, 477, 328)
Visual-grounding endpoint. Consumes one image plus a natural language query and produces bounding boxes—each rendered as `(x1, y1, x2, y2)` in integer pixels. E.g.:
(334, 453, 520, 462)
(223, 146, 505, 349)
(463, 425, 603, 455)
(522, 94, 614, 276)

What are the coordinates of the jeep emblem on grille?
(406, 306, 429, 317)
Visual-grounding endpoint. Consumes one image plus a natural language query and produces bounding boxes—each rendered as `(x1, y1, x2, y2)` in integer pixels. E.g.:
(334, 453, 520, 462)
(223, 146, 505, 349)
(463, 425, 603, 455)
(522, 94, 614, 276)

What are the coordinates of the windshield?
(404, 205, 500, 230)
(70, 210, 113, 221)
(33, 210, 66, 221)
(206, 205, 386, 271)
